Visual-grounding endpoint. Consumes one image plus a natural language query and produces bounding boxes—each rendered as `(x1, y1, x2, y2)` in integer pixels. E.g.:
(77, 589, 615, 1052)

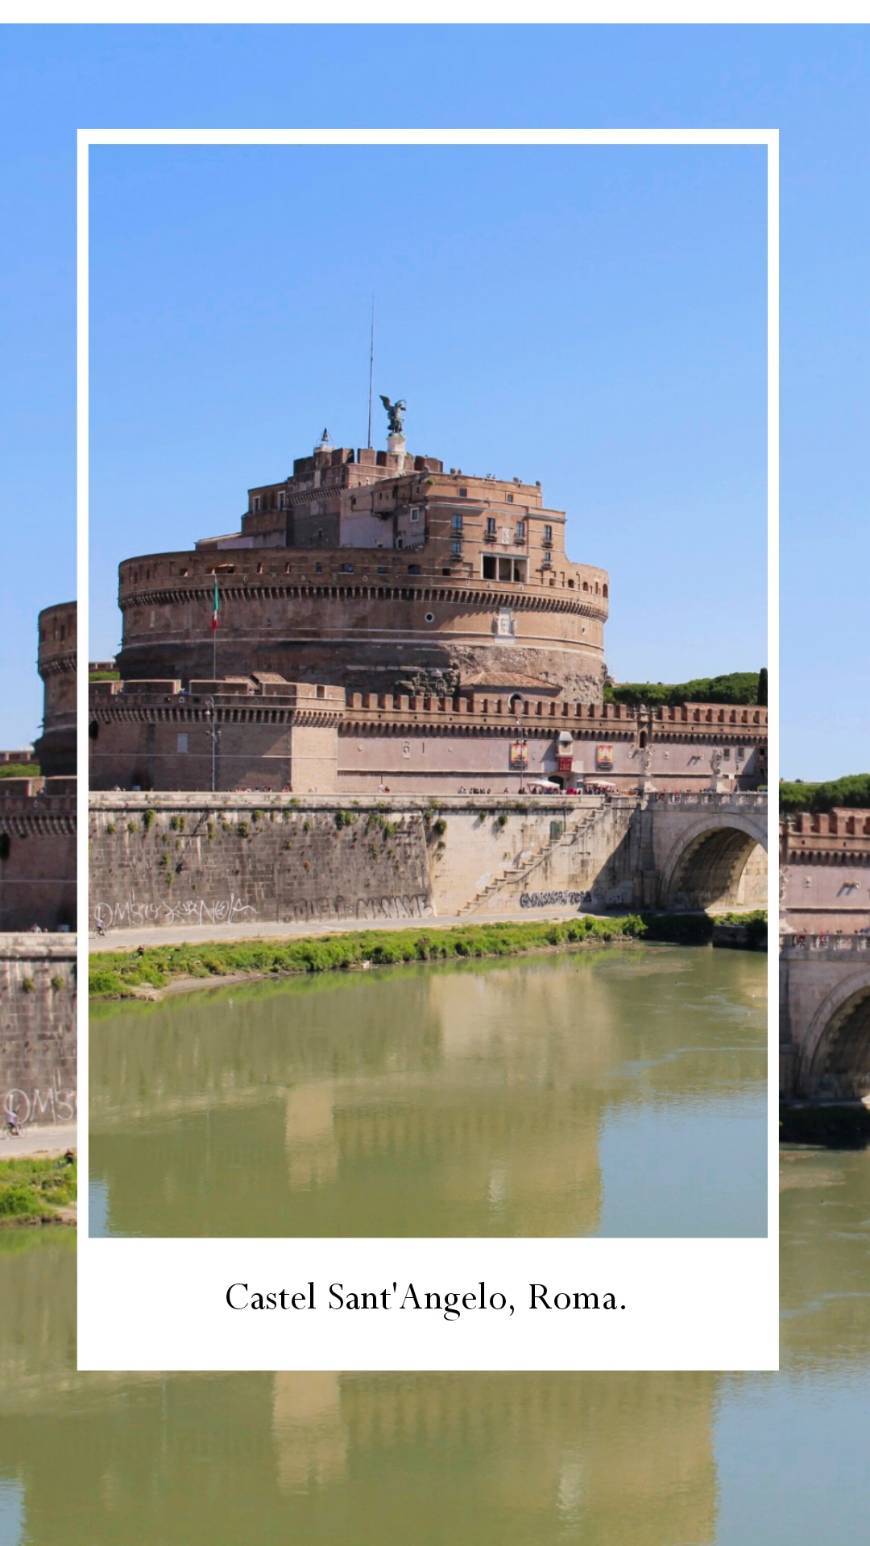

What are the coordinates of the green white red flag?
(211, 577, 221, 631)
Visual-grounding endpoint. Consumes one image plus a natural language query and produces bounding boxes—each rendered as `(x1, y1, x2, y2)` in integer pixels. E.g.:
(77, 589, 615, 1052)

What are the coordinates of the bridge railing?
(644, 790, 767, 809)
(781, 932, 870, 954)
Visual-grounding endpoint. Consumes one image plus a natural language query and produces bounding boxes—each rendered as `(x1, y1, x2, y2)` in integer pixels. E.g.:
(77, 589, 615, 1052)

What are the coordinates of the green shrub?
(605, 672, 761, 707)
(142, 809, 155, 831)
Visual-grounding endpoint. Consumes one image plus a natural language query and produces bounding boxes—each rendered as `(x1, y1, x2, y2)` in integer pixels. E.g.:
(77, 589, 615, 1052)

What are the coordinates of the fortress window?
(543, 524, 553, 545)
(485, 517, 496, 538)
(408, 564, 421, 575)
(425, 611, 435, 624)
(515, 521, 526, 542)
(458, 487, 468, 497)
(452, 513, 463, 532)
(340, 563, 354, 573)
(409, 507, 421, 522)
(482, 555, 496, 579)
(177, 733, 189, 754)
(0, 834, 9, 861)
(451, 539, 462, 558)
(506, 492, 514, 503)
(252, 495, 261, 512)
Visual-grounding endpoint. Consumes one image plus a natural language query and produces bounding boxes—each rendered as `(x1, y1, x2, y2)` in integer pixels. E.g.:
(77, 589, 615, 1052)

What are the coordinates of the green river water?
(0, 1148, 867, 1544)
(90, 945, 767, 1237)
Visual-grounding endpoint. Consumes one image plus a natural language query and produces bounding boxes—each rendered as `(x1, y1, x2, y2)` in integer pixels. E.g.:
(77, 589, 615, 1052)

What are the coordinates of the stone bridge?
(641, 792, 768, 912)
(780, 934, 870, 1101)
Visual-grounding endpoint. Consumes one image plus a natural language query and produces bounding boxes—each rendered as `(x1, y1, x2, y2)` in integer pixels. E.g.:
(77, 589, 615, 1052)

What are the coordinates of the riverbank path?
(90, 904, 588, 952)
(1, 1124, 77, 1159)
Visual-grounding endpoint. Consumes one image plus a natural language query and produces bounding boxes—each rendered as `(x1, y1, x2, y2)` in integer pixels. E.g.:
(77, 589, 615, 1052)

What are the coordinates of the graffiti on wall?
(3, 1087, 76, 1125)
(92, 894, 256, 930)
(282, 894, 432, 922)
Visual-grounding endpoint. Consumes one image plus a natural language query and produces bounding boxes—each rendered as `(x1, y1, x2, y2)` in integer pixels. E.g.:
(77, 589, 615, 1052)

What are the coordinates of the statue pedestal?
(387, 432, 407, 461)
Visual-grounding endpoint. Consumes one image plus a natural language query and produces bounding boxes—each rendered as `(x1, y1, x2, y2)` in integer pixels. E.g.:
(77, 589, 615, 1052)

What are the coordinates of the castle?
(116, 420, 609, 700)
(90, 413, 766, 796)
(0, 602, 76, 931)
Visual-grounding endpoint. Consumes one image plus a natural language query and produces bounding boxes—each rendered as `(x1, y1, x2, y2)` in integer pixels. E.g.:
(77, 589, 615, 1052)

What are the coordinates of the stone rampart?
(90, 677, 767, 796)
(89, 795, 433, 931)
(0, 935, 76, 1125)
(88, 790, 768, 929)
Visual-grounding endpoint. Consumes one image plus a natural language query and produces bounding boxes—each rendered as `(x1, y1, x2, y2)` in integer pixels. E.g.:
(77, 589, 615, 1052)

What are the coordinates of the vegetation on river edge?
(90, 915, 650, 997)
(0, 1156, 77, 1224)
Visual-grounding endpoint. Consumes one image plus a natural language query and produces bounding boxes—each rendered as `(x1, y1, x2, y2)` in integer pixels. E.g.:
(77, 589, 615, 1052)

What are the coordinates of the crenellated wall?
(89, 677, 767, 796)
(781, 808, 870, 933)
(0, 935, 76, 1125)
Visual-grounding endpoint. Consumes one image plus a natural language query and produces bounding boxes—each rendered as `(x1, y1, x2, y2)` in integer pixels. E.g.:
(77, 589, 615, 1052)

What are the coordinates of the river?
(0, 1148, 866, 1544)
(89, 945, 767, 1237)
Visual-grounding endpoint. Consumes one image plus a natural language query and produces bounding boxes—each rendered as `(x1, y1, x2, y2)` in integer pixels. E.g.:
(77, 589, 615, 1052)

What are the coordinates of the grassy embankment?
(0, 1155, 77, 1225)
(90, 915, 649, 998)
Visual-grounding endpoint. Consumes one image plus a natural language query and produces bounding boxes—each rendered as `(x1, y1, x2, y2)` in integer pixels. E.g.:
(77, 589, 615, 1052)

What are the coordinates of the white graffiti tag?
(4, 1088, 77, 1125)
(92, 894, 256, 929)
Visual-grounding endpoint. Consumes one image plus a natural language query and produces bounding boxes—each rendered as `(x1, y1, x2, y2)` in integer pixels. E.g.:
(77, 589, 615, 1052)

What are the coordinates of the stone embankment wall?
(89, 797, 433, 930)
(89, 792, 767, 930)
(0, 935, 76, 1124)
(88, 793, 643, 930)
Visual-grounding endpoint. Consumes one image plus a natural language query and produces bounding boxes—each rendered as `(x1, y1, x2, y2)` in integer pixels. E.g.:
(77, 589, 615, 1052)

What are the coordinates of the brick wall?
(0, 936, 76, 1124)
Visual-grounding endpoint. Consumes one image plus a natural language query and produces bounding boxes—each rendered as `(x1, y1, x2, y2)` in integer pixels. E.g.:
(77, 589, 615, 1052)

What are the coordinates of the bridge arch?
(659, 813, 767, 912)
(799, 970, 870, 1100)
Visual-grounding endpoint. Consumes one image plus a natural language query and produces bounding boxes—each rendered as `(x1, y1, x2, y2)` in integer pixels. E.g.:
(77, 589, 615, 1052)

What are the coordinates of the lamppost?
(509, 694, 526, 795)
(204, 695, 218, 792)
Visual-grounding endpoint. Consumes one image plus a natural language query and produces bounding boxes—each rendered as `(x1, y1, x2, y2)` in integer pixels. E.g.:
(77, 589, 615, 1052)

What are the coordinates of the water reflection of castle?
(0, 1240, 717, 1546)
(90, 954, 765, 1237)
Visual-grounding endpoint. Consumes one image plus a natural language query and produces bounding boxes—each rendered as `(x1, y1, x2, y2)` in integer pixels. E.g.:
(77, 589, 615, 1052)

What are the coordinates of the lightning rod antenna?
(366, 296, 375, 449)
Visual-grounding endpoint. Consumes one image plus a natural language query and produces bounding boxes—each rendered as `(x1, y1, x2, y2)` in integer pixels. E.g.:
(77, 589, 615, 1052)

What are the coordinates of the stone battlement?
(91, 675, 766, 736)
(782, 807, 870, 862)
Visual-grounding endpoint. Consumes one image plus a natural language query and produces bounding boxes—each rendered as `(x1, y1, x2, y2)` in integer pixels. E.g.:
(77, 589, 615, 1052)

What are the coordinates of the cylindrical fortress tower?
(117, 548, 608, 699)
(115, 446, 609, 700)
(34, 601, 77, 776)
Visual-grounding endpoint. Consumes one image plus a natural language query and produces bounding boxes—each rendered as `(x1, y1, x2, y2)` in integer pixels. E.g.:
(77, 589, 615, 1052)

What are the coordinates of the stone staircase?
(457, 805, 604, 917)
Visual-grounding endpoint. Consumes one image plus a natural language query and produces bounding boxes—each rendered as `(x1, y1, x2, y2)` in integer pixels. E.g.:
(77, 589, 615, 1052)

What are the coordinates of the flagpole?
(366, 296, 374, 449)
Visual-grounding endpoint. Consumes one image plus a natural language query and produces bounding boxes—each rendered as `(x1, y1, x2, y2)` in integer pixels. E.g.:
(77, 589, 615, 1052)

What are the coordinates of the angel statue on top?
(380, 395, 407, 435)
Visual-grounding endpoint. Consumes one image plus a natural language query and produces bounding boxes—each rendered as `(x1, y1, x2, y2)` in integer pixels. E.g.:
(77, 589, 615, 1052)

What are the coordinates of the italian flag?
(210, 577, 221, 631)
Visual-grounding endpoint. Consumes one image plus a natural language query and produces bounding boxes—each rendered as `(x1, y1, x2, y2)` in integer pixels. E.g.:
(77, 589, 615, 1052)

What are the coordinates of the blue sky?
(1, 25, 869, 777)
(89, 141, 765, 686)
